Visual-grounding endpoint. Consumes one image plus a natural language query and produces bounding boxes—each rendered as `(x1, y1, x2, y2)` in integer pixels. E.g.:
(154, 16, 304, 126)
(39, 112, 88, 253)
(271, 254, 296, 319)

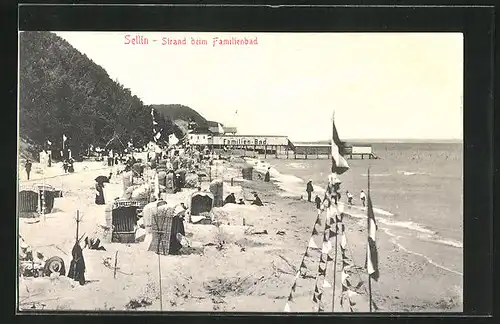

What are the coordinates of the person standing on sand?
(360, 190, 366, 207)
(264, 167, 271, 182)
(315, 195, 322, 210)
(68, 241, 86, 285)
(306, 180, 314, 202)
(346, 191, 353, 206)
(24, 159, 32, 180)
(95, 180, 105, 205)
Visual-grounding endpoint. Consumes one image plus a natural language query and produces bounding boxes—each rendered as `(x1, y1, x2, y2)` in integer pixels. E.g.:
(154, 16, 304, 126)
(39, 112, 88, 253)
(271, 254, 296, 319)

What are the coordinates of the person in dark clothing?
(264, 167, 271, 182)
(251, 193, 264, 206)
(238, 198, 245, 205)
(173, 174, 182, 193)
(224, 193, 236, 205)
(169, 215, 185, 255)
(315, 195, 322, 210)
(67, 159, 75, 173)
(95, 181, 105, 205)
(63, 160, 69, 173)
(68, 242, 86, 285)
(306, 180, 314, 202)
(25, 160, 32, 180)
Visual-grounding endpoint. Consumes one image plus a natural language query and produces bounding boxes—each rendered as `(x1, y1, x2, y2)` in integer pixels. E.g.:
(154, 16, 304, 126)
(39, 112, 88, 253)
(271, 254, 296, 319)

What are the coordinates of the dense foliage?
(19, 31, 191, 156)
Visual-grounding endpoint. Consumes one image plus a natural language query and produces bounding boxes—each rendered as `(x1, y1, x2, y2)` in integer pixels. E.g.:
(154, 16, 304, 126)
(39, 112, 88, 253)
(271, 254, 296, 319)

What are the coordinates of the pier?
(187, 133, 378, 160)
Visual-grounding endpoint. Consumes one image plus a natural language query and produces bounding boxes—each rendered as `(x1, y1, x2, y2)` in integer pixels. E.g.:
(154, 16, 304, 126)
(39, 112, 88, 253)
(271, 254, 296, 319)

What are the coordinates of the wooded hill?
(19, 31, 214, 159)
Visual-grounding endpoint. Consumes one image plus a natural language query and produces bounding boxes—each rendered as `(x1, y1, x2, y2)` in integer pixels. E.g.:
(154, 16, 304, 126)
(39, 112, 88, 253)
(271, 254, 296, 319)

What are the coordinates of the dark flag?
(330, 111, 349, 175)
(365, 170, 379, 281)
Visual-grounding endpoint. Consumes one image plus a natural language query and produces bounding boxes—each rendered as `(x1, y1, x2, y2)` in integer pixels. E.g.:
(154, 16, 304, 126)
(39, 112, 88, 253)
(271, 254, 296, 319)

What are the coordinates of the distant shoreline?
(303, 139, 463, 144)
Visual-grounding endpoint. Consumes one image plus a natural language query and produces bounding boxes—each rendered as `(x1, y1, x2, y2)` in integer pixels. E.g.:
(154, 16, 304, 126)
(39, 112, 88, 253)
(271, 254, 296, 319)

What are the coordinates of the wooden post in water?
(264, 145, 267, 159)
(305, 147, 308, 160)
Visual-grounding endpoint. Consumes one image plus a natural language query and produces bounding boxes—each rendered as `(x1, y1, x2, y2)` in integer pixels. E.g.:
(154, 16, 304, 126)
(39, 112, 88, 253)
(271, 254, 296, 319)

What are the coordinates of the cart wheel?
(43, 256, 66, 276)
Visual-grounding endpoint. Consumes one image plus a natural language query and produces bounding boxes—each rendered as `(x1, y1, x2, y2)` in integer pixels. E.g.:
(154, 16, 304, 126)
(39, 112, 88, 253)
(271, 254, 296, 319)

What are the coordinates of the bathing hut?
(132, 162, 145, 177)
(209, 179, 224, 207)
(18, 189, 39, 218)
(111, 199, 141, 243)
(242, 165, 253, 180)
(190, 192, 214, 216)
(141, 200, 168, 231)
(148, 206, 185, 255)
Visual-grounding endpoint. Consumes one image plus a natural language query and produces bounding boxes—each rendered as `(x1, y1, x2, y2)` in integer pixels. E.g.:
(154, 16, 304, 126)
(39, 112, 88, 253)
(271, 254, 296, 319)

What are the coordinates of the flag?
(62, 134, 67, 143)
(365, 170, 379, 281)
(218, 123, 224, 134)
(47, 140, 52, 145)
(330, 111, 349, 175)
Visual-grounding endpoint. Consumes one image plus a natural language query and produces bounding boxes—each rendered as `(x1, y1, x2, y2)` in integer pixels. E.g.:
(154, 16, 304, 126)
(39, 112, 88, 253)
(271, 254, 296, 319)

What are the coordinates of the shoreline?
(229, 159, 463, 312)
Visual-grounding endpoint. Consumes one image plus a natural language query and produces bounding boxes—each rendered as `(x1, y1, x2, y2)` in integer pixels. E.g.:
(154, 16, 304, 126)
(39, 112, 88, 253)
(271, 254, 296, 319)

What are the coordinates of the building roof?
(294, 143, 331, 147)
(213, 134, 288, 138)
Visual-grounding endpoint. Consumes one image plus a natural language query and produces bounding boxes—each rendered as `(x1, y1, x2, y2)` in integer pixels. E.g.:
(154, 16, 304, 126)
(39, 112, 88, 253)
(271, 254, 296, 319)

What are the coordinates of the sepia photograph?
(17, 31, 463, 313)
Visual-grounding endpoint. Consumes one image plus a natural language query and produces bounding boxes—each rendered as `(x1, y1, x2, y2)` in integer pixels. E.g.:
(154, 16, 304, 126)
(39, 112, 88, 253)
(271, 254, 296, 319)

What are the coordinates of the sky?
(54, 32, 463, 142)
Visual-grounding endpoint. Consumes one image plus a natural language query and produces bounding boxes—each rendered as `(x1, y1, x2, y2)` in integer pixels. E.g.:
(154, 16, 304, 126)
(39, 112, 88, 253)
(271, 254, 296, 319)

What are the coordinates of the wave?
(397, 170, 427, 176)
(360, 173, 391, 177)
(243, 157, 462, 250)
(382, 228, 463, 276)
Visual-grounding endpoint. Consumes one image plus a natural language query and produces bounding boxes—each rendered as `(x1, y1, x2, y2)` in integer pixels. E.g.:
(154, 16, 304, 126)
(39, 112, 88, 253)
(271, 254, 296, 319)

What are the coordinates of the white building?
(187, 133, 211, 146)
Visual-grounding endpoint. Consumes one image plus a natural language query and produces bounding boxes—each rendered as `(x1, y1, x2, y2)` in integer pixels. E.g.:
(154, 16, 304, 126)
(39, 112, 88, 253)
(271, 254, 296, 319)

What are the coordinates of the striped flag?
(365, 169, 379, 281)
(331, 112, 349, 175)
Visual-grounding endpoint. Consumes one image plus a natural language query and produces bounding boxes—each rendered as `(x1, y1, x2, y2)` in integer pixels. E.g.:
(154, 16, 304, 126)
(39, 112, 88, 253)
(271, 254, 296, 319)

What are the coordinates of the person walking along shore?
(306, 180, 314, 202)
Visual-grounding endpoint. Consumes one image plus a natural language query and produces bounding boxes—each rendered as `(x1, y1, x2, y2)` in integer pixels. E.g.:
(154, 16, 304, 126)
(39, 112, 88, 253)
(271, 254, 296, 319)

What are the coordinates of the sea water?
(245, 142, 463, 275)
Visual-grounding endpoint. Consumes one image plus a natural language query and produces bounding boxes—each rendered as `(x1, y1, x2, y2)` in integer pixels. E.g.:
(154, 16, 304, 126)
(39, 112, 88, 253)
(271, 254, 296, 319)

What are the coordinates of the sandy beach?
(17, 158, 462, 312)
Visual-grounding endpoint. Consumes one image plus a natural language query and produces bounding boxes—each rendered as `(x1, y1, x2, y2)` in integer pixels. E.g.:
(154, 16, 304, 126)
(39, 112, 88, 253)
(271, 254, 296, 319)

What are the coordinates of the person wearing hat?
(224, 193, 236, 205)
(94, 178, 106, 205)
(24, 159, 32, 180)
(238, 198, 245, 205)
(173, 173, 182, 193)
(346, 190, 354, 206)
(306, 180, 314, 202)
(360, 190, 366, 207)
(68, 239, 86, 285)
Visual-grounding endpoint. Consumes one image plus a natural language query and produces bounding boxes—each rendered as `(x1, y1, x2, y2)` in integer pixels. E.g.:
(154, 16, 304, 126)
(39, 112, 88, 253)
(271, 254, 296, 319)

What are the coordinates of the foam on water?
(397, 170, 427, 176)
(360, 173, 391, 177)
(382, 228, 463, 276)
(243, 157, 463, 251)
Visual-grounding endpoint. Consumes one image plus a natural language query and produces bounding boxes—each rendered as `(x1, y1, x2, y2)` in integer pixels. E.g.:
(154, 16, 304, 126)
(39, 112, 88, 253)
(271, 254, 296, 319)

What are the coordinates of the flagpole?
(331, 218, 338, 312)
(367, 167, 372, 312)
